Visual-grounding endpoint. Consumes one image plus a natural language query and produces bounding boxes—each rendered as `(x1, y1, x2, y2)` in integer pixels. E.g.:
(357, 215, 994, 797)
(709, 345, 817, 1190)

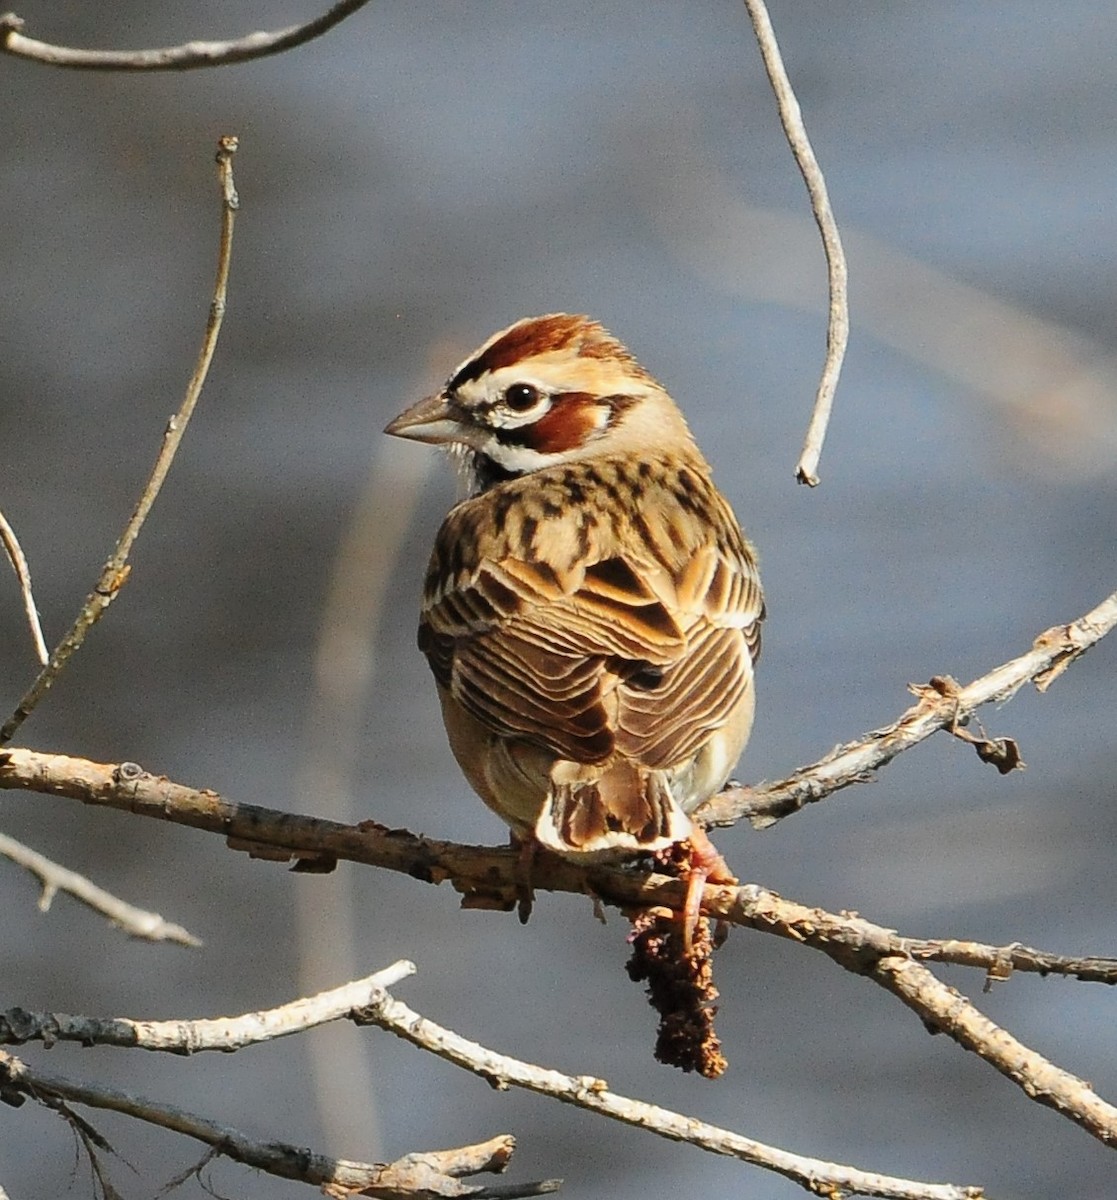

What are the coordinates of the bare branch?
(3, 748, 1115, 1154)
(2, 741, 1117, 999)
(698, 587, 1117, 830)
(0, 1049, 554, 1199)
(0, 507, 48, 665)
(0, 962, 415, 1052)
(701, 884, 1117, 1148)
(742, 0, 848, 486)
(0, 2, 375, 71)
(362, 987, 981, 1200)
(876, 956, 1117, 1146)
(0, 830, 200, 946)
(0, 137, 240, 747)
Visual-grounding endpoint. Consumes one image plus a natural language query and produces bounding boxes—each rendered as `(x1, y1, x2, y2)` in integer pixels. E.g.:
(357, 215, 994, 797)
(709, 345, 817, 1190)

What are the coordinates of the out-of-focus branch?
(0, 962, 414, 1052)
(0, 2, 374, 71)
(0, 137, 239, 747)
(0, 1048, 553, 1199)
(698, 587, 1117, 830)
(742, 0, 848, 486)
(362, 986, 980, 1200)
(0, 508, 47, 665)
(294, 434, 432, 1158)
(0, 830, 200, 946)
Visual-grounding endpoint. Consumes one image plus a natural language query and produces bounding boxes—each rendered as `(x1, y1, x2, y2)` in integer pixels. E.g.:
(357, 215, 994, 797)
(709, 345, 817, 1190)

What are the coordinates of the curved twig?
(0, 961, 976, 1198)
(741, 0, 848, 486)
(0, 2, 374, 71)
(0, 137, 239, 747)
(0, 507, 48, 665)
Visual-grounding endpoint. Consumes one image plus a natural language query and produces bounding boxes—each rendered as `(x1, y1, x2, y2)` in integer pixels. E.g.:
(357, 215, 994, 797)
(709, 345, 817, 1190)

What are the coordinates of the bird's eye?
(503, 383, 542, 412)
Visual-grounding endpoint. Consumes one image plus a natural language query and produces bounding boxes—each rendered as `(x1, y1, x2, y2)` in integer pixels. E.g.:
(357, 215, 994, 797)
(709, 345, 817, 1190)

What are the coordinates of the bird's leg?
(681, 825, 736, 952)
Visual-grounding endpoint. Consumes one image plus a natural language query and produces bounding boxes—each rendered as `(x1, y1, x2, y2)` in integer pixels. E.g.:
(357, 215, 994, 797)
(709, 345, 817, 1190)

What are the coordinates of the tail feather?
(535, 760, 692, 857)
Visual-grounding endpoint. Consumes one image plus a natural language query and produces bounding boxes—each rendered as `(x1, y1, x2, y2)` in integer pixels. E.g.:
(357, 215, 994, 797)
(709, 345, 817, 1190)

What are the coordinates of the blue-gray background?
(2, 3, 1115, 1197)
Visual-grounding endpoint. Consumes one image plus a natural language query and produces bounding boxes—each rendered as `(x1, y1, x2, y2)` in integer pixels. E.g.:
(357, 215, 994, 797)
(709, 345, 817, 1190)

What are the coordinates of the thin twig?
(0, 1, 375, 71)
(363, 987, 981, 1200)
(0, 1049, 555, 1199)
(742, 0, 848, 486)
(0, 830, 200, 946)
(0, 507, 48, 665)
(697, 586, 1117, 830)
(0, 137, 239, 747)
(0, 962, 415, 1052)
(697, 885, 1117, 1147)
(899, 938, 1117, 988)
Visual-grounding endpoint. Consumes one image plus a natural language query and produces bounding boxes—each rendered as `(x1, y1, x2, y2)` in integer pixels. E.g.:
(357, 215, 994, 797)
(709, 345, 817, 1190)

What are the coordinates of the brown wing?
(418, 463, 764, 774)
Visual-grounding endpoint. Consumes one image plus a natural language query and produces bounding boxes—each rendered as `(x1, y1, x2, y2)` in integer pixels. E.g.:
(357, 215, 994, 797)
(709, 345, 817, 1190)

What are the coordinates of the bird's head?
(385, 314, 695, 492)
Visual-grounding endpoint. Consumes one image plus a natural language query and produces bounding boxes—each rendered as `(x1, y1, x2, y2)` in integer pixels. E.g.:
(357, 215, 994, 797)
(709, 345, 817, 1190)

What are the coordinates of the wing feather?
(418, 456, 764, 775)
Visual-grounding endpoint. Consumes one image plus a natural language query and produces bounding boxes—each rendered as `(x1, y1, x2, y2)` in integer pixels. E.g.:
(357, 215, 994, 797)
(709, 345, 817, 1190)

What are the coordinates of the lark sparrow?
(385, 314, 764, 937)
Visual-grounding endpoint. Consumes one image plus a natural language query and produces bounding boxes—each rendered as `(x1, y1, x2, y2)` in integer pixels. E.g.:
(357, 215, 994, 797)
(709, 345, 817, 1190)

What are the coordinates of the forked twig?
(0, 137, 240, 746)
(0, 1, 375, 71)
(742, 0, 848, 486)
(0, 831, 200, 946)
(0, 508, 48, 665)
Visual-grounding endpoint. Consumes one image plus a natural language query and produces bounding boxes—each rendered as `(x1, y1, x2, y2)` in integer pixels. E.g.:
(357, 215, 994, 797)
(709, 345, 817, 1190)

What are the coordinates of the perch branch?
(3, 747, 1117, 988)
(0, 136, 239, 747)
(0, 508, 47, 665)
(0, 830, 200, 946)
(742, 0, 848, 486)
(0, 1, 374, 71)
(362, 985, 981, 1200)
(697, 586, 1117, 830)
(0, 1049, 553, 1199)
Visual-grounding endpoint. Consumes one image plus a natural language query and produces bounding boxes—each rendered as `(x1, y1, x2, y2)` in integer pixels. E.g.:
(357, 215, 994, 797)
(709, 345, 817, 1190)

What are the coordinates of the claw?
(681, 826, 736, 952)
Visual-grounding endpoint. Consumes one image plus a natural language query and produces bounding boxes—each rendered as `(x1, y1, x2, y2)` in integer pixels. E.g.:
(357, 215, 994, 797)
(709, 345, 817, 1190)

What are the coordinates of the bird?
(384, 314, 764, 942)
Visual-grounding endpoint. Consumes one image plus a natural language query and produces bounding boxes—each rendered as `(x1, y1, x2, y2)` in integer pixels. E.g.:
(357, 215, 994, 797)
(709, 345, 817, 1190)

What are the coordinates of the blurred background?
(2, 2, 1116, 1196)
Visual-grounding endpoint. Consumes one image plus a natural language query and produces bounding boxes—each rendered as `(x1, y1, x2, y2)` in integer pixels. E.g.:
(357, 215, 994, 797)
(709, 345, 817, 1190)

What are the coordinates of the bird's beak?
(384, 391, 463, 445)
